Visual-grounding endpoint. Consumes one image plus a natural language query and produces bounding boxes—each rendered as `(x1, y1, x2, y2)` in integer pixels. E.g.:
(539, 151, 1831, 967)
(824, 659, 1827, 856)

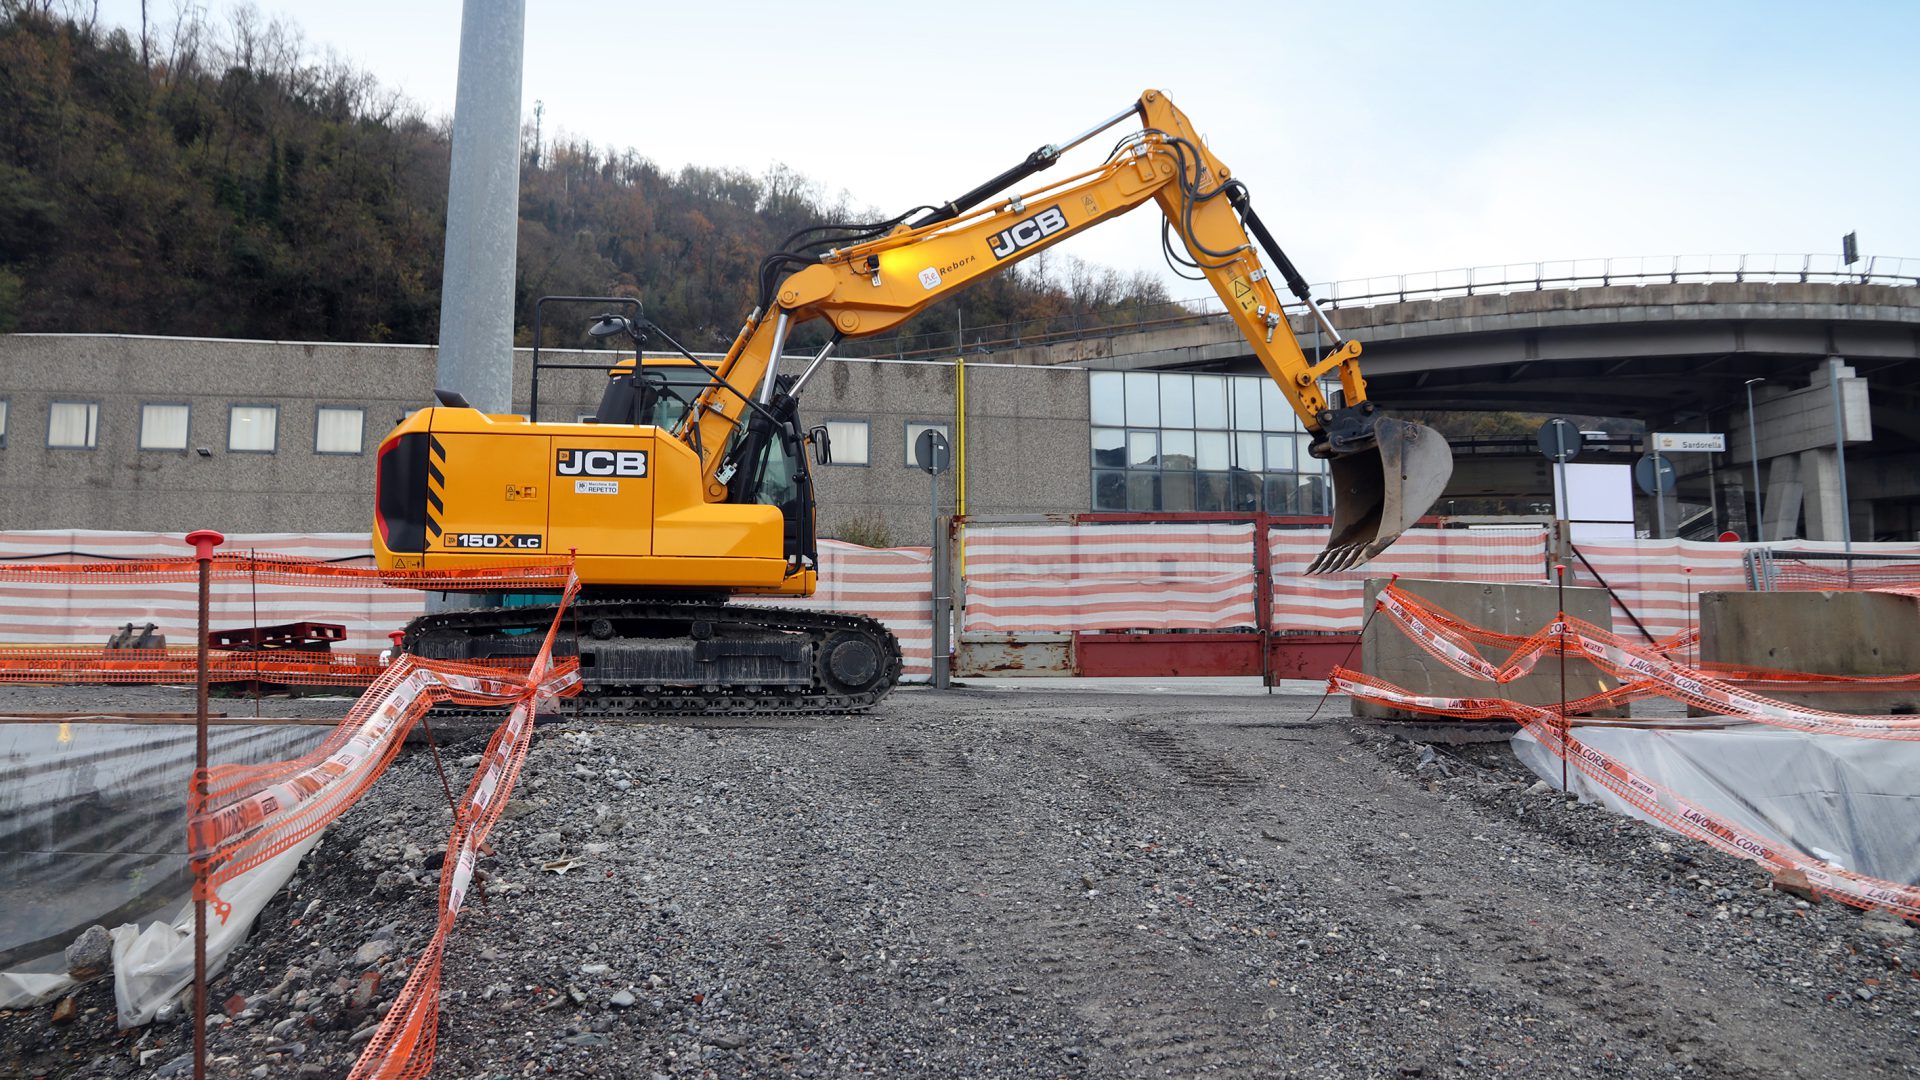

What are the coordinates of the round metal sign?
(1634, 453, 1676, 495)
(1536, 418, 1584, 462)
(914, 429, 951, 475)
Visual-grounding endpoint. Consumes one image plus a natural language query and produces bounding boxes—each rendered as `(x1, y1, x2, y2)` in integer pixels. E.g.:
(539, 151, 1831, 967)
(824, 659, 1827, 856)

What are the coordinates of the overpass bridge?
(846, 255, 1920, 542)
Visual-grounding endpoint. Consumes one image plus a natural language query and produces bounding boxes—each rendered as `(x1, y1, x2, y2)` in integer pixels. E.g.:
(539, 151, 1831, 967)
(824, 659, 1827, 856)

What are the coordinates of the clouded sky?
(91, 0, 1920, 301)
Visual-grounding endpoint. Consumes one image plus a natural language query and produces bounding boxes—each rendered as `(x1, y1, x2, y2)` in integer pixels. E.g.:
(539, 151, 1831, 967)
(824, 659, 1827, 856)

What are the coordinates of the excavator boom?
(683, 90, 1451, 571)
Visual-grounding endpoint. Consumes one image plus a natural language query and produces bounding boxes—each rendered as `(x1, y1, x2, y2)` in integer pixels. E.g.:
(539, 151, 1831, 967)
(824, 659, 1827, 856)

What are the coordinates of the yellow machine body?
(372, 403, 814, 596)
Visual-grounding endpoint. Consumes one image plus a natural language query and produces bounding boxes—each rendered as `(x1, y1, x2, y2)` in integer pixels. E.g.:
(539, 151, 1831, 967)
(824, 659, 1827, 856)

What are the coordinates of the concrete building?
(5, 269, 1917, 545)
(0, 335, 1107, 545)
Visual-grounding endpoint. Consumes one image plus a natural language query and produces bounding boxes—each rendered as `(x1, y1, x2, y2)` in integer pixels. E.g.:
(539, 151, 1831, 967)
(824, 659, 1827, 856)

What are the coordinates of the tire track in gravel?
(855, 704, 1290, 1077)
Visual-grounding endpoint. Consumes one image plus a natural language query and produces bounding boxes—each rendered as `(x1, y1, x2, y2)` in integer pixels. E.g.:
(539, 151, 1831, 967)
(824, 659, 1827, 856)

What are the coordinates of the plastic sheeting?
(1514, 719, 1920, 886)
(0, 721, 327, 1011)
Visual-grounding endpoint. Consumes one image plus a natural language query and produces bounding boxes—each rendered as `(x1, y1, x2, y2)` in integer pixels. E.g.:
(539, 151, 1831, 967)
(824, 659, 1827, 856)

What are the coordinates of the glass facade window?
(229, 405, 278, 452)
(1086, 371, 1330, 515)
(49, 402, 99, 448)
(316, 406, 365, 454)
(0, 399, 9, 448)
(140, 404, 190, 450)
(823, 420, 870, 465)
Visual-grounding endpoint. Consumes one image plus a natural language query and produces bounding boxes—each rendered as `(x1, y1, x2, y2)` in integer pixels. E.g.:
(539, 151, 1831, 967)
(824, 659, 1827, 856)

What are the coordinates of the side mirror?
(587, 313, 628, 338)
(808, 424, 832, 466)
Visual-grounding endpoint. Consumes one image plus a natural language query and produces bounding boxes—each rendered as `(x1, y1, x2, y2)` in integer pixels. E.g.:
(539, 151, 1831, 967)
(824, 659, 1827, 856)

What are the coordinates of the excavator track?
(403, 597, 904, 719)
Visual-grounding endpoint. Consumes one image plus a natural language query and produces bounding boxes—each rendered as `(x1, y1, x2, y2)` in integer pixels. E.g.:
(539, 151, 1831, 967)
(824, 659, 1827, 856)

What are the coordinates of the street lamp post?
(1744, 378, 1766, 542)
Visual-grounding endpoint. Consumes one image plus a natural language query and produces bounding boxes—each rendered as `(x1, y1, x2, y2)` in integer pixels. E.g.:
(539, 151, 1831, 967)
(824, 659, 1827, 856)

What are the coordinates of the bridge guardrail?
(836, 253, 1920, 361)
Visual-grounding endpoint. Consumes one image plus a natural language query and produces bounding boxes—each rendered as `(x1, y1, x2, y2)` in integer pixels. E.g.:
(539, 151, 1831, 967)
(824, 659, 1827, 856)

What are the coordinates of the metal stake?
(184, 529, 224, 1080)
(1555, 563, 1568, 795)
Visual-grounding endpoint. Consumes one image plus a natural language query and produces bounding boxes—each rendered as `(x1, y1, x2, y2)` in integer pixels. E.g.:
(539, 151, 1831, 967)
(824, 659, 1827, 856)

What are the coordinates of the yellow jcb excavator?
(372, 89, 1453, 715)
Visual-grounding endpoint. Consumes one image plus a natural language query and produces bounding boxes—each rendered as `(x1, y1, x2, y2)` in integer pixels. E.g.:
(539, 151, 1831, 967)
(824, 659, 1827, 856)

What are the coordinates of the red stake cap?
(184, 529, 225, 562)
(388, 630, 407, 647)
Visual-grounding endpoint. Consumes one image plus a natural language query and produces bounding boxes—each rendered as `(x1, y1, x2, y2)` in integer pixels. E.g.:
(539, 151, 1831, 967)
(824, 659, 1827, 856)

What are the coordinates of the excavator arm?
(683, 89, 1451, 573)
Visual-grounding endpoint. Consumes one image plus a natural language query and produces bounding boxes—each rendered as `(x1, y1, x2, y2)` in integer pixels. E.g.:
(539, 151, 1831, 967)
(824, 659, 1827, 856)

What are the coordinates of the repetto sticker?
(575, 480, 618, 495)
(918, 267, 941, 290)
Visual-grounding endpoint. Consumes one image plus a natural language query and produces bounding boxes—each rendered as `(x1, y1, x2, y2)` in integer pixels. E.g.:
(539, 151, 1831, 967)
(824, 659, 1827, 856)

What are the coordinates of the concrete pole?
(1828, 357, 1853, 552)
(435, 0, 526, 414)
(1744, 378, 1765, 542)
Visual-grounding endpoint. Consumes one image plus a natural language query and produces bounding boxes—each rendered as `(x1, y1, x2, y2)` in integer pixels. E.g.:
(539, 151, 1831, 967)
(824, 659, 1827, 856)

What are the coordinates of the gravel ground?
(3, 681, 1917, 1079)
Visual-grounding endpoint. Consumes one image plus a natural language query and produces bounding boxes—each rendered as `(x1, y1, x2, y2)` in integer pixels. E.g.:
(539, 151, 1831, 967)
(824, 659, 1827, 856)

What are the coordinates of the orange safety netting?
(0, 552, 572, 588)
(345, 576, 581, 1080)
(149, 559, 583, 1080)
(1334, 585, 1920, 918)
(0, 553, 573, 683)
(1370, 584, 1920, 740)
(0, 647, 546, 687)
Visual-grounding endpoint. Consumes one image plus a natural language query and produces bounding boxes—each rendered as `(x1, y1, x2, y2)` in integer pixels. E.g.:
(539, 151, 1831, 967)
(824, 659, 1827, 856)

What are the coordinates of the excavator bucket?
(1307, 418, 1454, 575)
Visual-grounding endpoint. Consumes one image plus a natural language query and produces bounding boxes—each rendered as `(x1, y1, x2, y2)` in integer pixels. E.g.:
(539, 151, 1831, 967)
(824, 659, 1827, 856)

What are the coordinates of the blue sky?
(89, 1, 1920, 299)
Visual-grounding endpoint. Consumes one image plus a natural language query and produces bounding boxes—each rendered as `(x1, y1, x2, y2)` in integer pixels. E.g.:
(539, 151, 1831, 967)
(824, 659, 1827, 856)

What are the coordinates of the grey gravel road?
(3, 683, 1915, 1079)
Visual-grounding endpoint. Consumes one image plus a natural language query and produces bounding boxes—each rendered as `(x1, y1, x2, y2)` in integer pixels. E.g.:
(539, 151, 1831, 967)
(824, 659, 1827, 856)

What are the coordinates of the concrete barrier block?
(1354, 577, 1624, 721)
(1699, 591, 1920, 714)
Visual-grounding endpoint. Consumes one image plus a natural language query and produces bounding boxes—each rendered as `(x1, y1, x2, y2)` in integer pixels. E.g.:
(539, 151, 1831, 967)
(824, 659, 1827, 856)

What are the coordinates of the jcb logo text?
(556, 448, 648, 477)
(987, 205, 1067, 260)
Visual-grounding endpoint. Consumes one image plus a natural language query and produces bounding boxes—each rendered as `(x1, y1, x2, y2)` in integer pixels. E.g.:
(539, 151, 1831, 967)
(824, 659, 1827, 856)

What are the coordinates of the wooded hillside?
(0, 3, 1168, 348)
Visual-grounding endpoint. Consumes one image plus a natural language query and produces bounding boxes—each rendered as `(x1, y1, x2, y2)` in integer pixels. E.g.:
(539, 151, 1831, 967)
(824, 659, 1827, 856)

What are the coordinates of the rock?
(564, 1032, 610, 1047)
(529, 831, 565, 855)
(711, 1032, 748, 1049)
(50, 995, 78, 1024)
(458, 754, 484, 768)
(349, 1023, 381, 1045)
(1525, 780, 1552, 796)
(222, 992, 251, 1017)
(353, 939, 390, 966)
(152, 1055, 193, 1079)
(65, 925, 113, 980)
(349, 969, 382, 1010)
(1863, 909, 1916, 940)
(1771, 868, 1819, 903)
(373, 869, 414, 899)
(501, 799, 537, 821)
(609, 989, 636, 1008)
(581, 963, 612, 976)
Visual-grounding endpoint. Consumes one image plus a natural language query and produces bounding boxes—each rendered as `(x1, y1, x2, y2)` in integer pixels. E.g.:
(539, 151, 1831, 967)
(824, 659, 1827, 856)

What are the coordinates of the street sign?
(1652, 432, 1726, 453)
(915, 428, 951, 475)
(1635, 453, 1676, 495)
(1535, 418, 1583, 461)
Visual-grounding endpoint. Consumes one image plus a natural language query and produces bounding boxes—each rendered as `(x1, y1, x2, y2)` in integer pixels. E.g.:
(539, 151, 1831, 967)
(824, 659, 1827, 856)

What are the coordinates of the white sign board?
(1653, 432, 1726, 452)
(1553, 463, 1636, 542)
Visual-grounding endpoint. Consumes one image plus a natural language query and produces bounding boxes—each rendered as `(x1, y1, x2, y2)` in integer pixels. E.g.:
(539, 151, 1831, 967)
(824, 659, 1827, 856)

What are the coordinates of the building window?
(822, 420, 869, 465)
(315, 406, 366, 454)
(228, 404, 279, 452)
(139, 404, 191, 450)
(1086, 371, 1328, 514)
(905, 421, 950, 468)
(0, 399, 8, 448)
(48, 402, 99, 449)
